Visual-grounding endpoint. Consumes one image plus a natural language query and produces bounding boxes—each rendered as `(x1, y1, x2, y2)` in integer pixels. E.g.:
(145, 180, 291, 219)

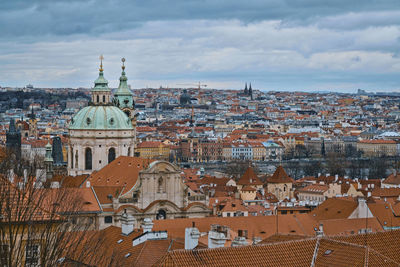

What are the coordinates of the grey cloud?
(1, 0, 400, 38)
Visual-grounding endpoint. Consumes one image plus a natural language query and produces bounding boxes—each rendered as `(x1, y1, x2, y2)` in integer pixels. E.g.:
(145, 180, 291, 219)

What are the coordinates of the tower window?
(103, 95, 106, 102)
(108, 147, 116, 163)
(104, 216, 113, 224)
(97, 95, 99, 103)
(85, 147, 92, 170)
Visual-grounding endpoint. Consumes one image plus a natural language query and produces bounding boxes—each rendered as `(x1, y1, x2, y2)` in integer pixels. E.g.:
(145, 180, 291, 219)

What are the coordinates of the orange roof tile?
(237, 167, 263, 186)
(267, 166, 294, 184)
(88, 156, 153, 196)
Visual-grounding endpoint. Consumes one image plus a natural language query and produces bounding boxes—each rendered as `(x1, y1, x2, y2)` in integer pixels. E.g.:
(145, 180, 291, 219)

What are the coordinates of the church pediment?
(143, 161, 180, 174)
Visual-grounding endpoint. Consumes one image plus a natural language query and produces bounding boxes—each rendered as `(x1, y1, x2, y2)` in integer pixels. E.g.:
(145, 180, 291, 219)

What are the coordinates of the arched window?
(156, 209, 167, 220)
(85, 148, 92, 170)
(127, 147, 131, 156)
(96, 95, 99, 103)
(108, 147, 116, 163)
(103, 95, 106, 103)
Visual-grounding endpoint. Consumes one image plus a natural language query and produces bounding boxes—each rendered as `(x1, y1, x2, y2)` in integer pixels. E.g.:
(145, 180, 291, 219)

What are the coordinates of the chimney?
(51, 181, 60, 188)
(185, 225, 201, 250)
(252, 237, 262, 245)
(8, 169, 14, 183)
(142, 218, 154, 233)
(316, 223, 324, 237)
(208, 224, 228, 248)
(231, 236, 248, 247)
(121, 211, 135, 236)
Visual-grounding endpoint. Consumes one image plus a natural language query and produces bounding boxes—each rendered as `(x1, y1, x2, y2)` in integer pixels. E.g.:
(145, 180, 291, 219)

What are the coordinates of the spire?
(115, 58, 130, 95)
(99, 54, 104, 72)
(8, 119, 16, 133)
(115, 58, 134, 109)
(93, 55, 109, 92)
(244, 83, 248, 94)
(29, 106, 36, 120)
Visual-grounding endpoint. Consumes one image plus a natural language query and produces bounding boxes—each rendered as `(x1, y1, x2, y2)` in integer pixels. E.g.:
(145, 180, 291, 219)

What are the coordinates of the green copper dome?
(92, 70, 110, 92)
(69, 106, 133, 130)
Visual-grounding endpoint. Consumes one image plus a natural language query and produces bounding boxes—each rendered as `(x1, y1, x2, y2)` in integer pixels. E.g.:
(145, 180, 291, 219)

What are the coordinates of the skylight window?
(125, 253, 131, 258)
(117, 239, 123, 244)
(324, 249, 333, 256)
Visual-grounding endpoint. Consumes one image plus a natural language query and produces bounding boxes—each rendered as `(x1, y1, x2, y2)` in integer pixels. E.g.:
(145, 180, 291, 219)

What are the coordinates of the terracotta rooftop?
(267, 166, 294, 184)
(92, 186, 124, 204)
(87, 156, 153, 196)
(310, 197, 358, 221)
(298, 184, 329, 194)
(155, 235, 400, 267)
(383, 173, 400, 185)
(237, 167, 263, 186)
(153, 214, 317, 243)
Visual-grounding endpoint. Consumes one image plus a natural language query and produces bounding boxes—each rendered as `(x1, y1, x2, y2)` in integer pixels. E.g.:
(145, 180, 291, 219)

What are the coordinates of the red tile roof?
(237, 167, 263, 186)
(267, 166, 294, 184)
(88, 156, 153, 196)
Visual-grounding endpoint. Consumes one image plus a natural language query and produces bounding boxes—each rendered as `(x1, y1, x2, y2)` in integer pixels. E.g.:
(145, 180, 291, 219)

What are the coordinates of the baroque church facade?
(67, 58, 211, 225)
(68, 58, 136, 176)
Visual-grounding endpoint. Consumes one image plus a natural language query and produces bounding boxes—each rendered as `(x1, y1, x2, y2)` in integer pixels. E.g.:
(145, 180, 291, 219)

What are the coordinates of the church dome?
(69, 105, 133, 130)
(180, 89, 191, 105)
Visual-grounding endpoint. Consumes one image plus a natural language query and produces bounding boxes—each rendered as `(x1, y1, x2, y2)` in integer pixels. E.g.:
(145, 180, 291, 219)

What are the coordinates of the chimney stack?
(185, 226, 201, 250)
(142, 218, 154, 233)
(121, 211, 135, 236)
(8, 169, 14, 183)
(231, 236, 248, 247)
(316, 223, 324, 237)
(208, 224, 228, 249)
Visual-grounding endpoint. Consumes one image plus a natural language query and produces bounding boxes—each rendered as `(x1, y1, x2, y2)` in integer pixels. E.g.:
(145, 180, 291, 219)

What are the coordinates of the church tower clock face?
(67, 56, 137, 176)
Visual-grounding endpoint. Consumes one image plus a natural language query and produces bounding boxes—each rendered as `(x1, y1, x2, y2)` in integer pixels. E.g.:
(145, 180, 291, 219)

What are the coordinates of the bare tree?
(0, 151, 99, 267)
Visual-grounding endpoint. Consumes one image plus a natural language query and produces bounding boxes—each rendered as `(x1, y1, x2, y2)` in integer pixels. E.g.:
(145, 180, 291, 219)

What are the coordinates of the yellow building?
(251, 142, 266, 161)
(136, 141, 170, 160)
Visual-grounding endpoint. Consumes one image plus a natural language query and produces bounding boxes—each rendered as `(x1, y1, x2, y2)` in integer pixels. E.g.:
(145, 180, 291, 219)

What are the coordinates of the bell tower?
(114, 58, 135, 125)
(91, 55, 112, 105)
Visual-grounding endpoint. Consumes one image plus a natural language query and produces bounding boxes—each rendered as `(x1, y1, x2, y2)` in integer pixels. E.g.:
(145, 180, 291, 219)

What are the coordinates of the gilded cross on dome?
(99, 55, 104, 71)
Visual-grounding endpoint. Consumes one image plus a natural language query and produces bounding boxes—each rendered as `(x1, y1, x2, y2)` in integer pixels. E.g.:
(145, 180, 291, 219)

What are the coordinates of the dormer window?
(86, 118, 91, 125)
(109, 118, 115, 125)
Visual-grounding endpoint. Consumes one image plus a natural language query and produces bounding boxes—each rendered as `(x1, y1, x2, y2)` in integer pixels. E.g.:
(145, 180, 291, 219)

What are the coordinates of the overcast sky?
(1, 0, 400, 92)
